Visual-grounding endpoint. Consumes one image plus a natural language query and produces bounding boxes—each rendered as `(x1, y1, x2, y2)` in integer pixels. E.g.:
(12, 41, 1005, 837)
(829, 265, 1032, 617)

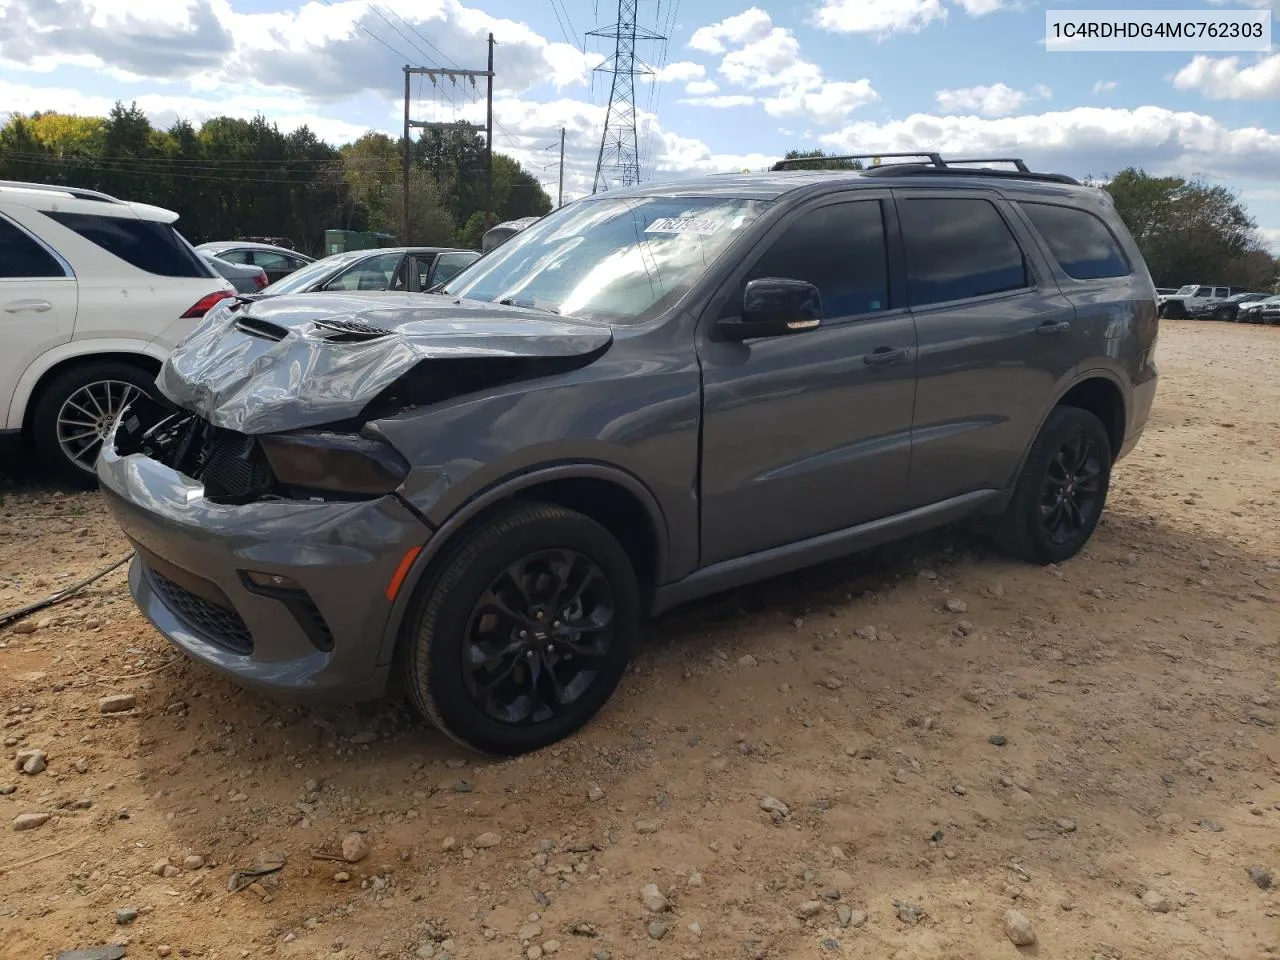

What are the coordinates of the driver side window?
(740, 200, 889, 320)
(326, 252, 405, 292)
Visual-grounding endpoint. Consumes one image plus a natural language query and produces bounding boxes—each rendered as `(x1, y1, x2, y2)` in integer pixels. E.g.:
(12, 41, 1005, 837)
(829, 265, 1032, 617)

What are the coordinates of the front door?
(894, 191, 1078, 508)
(697, 194, 918, 566)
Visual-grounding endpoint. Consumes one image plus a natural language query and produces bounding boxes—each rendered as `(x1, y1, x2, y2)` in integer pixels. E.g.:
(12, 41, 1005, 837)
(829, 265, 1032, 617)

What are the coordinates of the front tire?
(1213, 307, 1231, 322)
(30, 361, 158, 488)
(400, 503, 639, 755)
(992, 406, 1112, 565)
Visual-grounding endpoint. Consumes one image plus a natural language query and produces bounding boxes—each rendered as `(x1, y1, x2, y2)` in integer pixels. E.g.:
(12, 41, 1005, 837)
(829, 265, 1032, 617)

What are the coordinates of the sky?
(3, 0, 1280, 244)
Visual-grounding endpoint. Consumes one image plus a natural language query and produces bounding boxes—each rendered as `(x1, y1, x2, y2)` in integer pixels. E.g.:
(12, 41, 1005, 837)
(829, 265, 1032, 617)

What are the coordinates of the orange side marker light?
(386, 545, 423, 602)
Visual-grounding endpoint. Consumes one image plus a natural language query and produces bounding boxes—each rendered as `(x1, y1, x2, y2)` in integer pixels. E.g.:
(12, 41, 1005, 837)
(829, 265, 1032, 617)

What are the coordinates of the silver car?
(256, 247, 481, 297)
(200, 253, 267, 294)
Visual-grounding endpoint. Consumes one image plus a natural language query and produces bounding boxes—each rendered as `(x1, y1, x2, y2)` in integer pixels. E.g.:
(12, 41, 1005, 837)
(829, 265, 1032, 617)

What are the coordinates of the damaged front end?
(114, 292, 613, 503)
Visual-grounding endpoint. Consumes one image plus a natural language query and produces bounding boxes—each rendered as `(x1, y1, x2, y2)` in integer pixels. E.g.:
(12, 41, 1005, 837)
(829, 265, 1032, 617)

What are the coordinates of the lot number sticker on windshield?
(645, 217, 722, 235)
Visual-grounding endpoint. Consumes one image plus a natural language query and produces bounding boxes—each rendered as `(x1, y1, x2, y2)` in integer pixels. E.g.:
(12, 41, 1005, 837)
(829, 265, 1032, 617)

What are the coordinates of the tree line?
(780, 150, 1277, 291)
(0, 102, 553, 256)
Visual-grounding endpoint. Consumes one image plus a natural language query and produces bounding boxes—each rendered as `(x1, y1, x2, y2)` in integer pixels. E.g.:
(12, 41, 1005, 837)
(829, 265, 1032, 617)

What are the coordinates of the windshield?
(1174, 284, 1198, 295)
(261, 251, 361, 295)
(441, 196, 769, 324)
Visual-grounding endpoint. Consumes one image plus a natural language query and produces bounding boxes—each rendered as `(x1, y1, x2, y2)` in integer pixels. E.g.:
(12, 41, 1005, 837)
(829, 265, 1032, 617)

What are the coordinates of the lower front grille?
(147, 565, 254, 655)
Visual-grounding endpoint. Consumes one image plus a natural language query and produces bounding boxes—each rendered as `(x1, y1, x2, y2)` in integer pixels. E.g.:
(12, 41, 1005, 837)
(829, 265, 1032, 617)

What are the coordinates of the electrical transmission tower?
(588, 0, 665, 193)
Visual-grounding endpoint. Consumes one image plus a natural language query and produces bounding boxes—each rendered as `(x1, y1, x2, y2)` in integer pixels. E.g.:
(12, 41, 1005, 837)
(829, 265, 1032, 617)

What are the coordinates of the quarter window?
(45, 211, 209, 278)
(898, 197, 1028, 307)
(1021, 202, 1131, 280)
(0, 216, 65, 278)
(744, 200, 889, 318)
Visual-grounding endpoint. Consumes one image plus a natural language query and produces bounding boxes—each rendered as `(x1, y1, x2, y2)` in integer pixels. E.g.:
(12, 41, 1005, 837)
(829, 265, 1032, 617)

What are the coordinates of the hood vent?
(312, 317, 394, 343)
(234, 316, 289, 342)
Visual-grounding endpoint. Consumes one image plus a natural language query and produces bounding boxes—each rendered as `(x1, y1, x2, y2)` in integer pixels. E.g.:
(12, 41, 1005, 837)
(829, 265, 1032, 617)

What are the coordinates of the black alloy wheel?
(991, 405, 1112, 565)
(1039, 433, 1105, 547)
(402, 502, 638, 755)
(462, 549, 615, 725)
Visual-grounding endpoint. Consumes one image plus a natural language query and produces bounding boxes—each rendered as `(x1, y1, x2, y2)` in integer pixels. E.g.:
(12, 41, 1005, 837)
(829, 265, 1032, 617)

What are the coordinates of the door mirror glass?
(717, 277, 823, 341)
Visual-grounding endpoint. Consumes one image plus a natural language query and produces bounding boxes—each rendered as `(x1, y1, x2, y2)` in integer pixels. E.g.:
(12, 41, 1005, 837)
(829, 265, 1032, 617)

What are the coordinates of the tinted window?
(898, 197, 1028, 306)
(1021, 202, 1131, 280)
(325, 252, 406, 291)
(46, 211, 210, 278)
(430, 251, 479, 286)
(0, 216, 65, 278)
(251, 251, 294, 271)
(216, 249, 251, 264)
(745, 200, 889, 317)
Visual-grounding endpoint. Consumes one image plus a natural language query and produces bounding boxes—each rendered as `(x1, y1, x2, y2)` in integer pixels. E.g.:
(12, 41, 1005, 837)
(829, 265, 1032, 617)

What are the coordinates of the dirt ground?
(2, 318, 1279, 960)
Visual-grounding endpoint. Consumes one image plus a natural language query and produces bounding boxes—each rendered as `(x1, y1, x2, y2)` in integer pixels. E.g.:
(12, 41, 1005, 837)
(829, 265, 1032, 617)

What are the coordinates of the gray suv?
(98, 154, 1159, 755)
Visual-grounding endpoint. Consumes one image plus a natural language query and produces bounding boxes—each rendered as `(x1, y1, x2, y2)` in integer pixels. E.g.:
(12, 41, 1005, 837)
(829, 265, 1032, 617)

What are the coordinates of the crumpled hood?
(156, 292, 613, 434)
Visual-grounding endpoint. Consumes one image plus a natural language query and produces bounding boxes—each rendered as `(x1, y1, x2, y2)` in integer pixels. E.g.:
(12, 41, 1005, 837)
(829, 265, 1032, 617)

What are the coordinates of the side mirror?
(716, 277, 823, 342)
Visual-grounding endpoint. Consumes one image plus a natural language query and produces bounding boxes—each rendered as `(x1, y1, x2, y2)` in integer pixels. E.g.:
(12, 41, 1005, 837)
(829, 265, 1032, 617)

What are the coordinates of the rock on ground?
(1003, 909, 1036, 946)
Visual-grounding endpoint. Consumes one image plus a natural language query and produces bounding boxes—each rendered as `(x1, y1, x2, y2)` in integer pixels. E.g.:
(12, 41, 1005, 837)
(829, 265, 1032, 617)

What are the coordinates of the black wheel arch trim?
(1001, 368, 1129, 505)
(375, 461, 671, 668)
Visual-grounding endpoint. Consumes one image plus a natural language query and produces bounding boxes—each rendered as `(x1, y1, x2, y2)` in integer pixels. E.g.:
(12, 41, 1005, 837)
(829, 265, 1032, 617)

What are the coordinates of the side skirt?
(649, 489, 1001, 616)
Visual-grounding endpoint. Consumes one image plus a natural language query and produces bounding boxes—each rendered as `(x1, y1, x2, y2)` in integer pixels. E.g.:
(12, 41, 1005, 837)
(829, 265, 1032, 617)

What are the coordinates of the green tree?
(776, 149, 864, 170)
(1103, 167, 1259, 287)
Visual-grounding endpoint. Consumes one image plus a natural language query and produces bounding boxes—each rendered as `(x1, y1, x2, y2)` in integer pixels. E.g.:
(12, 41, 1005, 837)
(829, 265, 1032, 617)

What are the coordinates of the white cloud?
(653, 60, 705, 83)
(679, 94, 756, 108)
(764, 80, 879, 124)
(1173, 54, 1280, 100)
(1257, 227, 1280, 254)
(1093, 79, 1118, 94)
(688, 7, 772, 54)
(684, 78, 719, 95)
(811, 0, 946, 36)
(810, 0, 1011, 37)
(934, 82, 1050, 117)
(819, 105, 1280, 183)
(0, 0, 604, 102)
(687, 8, 877, 124)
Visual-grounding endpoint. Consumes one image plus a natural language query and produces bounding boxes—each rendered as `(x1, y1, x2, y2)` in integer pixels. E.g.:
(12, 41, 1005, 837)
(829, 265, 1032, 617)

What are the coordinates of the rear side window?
(898, 197, 1028, 306)
(0, 216, 65, 279)
(45, 211, 211, 278)
(744, 199, 889, 317)
(1020, 202, 1131, 281)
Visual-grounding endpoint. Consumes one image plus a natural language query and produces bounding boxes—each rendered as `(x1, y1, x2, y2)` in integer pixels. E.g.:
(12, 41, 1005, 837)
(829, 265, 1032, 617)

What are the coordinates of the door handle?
(4, 299, 52, 313)
(863, 346, 907, 367)
(1036, 319, 1071, 335)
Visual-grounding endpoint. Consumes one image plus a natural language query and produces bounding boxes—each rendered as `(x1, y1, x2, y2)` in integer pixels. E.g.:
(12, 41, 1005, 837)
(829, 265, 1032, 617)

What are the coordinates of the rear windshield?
(45, 211, 212, 278)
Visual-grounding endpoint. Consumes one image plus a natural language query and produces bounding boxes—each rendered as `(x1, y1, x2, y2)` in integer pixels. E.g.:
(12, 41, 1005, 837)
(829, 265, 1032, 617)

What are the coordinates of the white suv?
(0, 181, 234, 484)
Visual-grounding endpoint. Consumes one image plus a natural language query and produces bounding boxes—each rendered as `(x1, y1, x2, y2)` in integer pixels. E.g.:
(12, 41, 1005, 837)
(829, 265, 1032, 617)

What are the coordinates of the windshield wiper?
(498, 296, 560, 315)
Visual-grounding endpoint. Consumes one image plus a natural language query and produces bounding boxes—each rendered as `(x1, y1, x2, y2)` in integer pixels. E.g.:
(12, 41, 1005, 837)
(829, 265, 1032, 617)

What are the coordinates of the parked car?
(200, 252, 268, 294)
(98, 154, 1158, 755)
(1236, 295, 1279, 323)
(1158, 283, 1246, 318)
(1260, 299, 1280, 325)
(1197, 291, 1268, 322)
(256, 246, 480, 297)
(482, 217, 540, 254)
(0, 180, 234, 483)
(195, 241, 313, 285)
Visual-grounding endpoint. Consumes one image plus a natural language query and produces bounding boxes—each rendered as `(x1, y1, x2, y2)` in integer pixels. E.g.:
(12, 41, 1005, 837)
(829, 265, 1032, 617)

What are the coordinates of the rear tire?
(30, 360, 158, 488)
(991, 406, 1112, 565)
(1213, 307, 1231, 322)
(400, 502, 639, 755)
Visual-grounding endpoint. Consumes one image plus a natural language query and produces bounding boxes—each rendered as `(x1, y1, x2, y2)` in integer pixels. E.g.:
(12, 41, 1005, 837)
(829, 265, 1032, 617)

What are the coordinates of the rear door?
(895, 190, 1078, 508)
(0, 213, 78, 428)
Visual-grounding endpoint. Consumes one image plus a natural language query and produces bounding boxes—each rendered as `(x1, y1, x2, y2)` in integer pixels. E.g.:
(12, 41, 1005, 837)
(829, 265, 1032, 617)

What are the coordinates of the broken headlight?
(258, 431, 409, 497)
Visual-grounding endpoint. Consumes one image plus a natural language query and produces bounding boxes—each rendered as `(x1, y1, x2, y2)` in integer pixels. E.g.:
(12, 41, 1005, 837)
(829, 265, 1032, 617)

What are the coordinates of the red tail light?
(253, 269, 269, 290)
(181, 289, 234, 319)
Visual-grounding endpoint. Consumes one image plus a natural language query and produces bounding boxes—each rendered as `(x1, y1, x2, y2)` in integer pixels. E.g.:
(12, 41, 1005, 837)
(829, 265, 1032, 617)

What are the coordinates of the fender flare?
(1001, 367, 1129, 501)
(375, 461, 672, 667)
(5, 339, 167, 432)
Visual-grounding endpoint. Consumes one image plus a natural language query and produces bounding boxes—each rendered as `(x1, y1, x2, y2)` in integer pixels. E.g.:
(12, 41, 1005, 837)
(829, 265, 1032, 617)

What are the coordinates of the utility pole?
(558, 127, 565, 208)
(402, 65, 411, 244)
(484, 32, 495, 232)
(399, 47, 496, 241)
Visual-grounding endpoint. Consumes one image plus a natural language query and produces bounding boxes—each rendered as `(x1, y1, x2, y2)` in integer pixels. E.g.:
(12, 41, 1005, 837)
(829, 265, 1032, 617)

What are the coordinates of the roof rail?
(771, 153, 1079, 185)
(772, 152, 944, 171)
(0, 180, 124, 204)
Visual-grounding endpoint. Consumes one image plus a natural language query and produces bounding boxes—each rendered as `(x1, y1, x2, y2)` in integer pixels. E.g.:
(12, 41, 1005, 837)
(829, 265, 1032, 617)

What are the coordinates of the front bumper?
(98, 432, 432, 703)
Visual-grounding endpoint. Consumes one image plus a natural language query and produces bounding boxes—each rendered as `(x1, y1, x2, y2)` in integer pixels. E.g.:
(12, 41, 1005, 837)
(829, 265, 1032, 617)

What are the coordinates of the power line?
(314, 0, 421, 64)
(375, 2, 461, 69)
